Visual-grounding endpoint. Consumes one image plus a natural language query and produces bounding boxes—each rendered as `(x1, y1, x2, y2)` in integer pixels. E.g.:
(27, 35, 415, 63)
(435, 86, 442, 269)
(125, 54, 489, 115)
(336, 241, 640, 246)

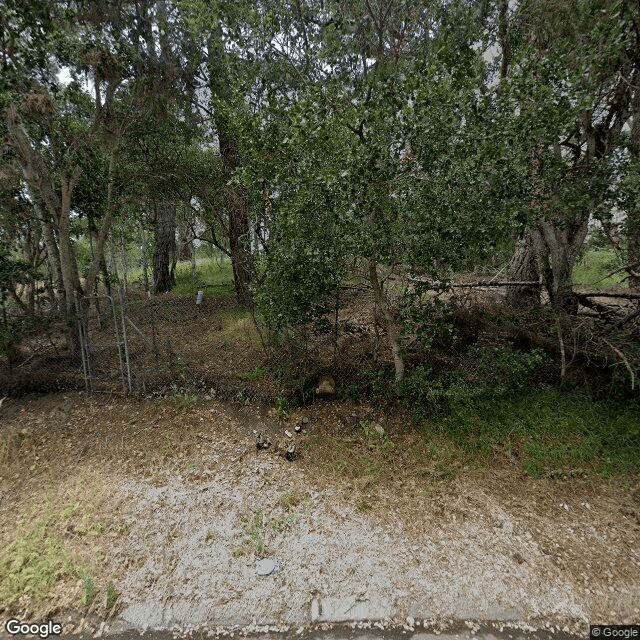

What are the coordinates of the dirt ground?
(0, 391, 638, 638)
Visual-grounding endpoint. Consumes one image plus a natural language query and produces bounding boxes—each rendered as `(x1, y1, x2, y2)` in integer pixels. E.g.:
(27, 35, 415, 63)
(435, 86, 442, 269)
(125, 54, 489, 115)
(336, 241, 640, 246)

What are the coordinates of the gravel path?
(102, 428, 637, 637)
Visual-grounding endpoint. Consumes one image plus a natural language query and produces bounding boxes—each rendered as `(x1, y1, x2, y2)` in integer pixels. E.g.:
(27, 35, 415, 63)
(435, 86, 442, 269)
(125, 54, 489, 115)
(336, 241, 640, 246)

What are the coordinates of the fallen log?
(577, 290, 640, 300)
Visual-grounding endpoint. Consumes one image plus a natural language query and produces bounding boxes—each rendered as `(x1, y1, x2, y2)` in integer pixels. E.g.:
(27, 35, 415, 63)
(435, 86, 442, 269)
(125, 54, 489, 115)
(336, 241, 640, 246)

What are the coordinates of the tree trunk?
(207, 30, 253, 306)
(505, 231, 543, 308)
(139, 219, 150, 293)
(178, 217, 193, 262)
(191, 241, 197, 282)
(369, 260, 404, 381)
(84, 147, 117, 299)
(41, 218, 65, 312)
(506, 215, 588, 313)
(229, 190, 252, 305)
(539, 217, 588, 313)
(153, 200, 177, 293)
(58, 169, 84, 357)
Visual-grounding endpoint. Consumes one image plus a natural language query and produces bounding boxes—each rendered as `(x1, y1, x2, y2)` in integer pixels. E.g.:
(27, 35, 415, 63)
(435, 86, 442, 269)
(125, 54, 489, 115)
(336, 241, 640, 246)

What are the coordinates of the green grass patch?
(0, 513, 83, 609)
(279, 490, 307, 510)
(355, 496, 373, 513)
(573, 248, 625, 287)
(431, 388, 639, 477)
(236, 367, 267, 381)
(206, 308, 258, 345)
(308, 388, 638, 504)
(173, 259, 235, 297)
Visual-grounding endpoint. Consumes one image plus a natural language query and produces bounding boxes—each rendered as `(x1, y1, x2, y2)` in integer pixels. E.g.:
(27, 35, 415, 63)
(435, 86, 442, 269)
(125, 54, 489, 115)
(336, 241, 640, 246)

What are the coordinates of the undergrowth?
(0, 512, 83, 609)
(434, 388, 639, 478)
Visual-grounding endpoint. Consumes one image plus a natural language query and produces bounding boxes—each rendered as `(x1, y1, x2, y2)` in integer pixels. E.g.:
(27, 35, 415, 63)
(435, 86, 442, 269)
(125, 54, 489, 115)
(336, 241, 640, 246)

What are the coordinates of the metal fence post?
(74, 293, 92, 391)
(118, 285, 132, 392)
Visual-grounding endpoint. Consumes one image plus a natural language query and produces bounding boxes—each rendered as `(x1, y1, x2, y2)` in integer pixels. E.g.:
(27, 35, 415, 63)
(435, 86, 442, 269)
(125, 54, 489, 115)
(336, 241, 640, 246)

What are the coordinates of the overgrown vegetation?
(0, 508, 84, 609)
(308, 386, 639, 497)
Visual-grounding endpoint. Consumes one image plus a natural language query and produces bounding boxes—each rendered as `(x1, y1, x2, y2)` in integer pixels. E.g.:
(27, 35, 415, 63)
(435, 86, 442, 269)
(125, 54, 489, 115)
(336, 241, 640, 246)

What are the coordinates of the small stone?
(302, 417, 309, 424)
(374, 423, 384, 436)
(255, 558, 277, 576)
(294, 424, 302, 433)
(315, 375, 335, 396)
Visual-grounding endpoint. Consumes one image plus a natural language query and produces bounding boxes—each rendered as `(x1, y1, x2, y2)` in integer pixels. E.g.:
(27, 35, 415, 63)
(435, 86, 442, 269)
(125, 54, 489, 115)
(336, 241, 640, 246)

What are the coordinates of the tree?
(501, 0, 640, 311)
(242, 0, 527, 380)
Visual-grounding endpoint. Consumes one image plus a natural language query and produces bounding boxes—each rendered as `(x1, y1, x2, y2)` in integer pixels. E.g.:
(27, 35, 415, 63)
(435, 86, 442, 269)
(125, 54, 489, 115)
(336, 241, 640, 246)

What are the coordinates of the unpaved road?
(0, 393, 638, 639)
(89, 624, 586, 640)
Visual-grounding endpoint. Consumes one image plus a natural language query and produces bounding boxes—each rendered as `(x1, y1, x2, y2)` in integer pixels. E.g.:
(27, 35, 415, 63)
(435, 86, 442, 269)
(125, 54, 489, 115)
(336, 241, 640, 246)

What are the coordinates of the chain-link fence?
(1, 278, 638, 402)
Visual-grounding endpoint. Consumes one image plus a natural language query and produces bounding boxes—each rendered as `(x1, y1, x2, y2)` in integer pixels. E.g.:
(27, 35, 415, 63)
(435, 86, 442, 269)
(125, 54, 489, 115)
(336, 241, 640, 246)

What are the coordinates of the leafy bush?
(468, 345, 547, 389)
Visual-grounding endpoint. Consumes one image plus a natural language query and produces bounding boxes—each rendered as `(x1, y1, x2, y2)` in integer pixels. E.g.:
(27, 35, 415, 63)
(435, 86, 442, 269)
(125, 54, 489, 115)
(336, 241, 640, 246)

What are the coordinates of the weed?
(0, 513, 82, 609)
(275, 395, 290, 420)
(355, 497, 372, 513)
(171, 383, 197, 410)
(239, 509, 270, 558)
(105, 582, 118, 609)
(76, 520, 106, 536)
(81, 575, 95, 606)
(280, 491, 306, 510)
(0, 427, 33, 466)
(236, 367, 266, 381)
(432, 388, 640, 477)
(268, 513, 299, 532)
(469, 345, 546, 389)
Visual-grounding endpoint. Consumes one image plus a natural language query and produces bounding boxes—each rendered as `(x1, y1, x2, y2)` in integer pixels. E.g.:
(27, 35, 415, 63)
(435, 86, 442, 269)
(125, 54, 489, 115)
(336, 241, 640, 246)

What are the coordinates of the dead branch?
(602, 338, 635, 390)
(608, 308, 640, 332)
(410, 277, 541, 288)
(577, 290, 640, 300)
(556, 317, 566, 380)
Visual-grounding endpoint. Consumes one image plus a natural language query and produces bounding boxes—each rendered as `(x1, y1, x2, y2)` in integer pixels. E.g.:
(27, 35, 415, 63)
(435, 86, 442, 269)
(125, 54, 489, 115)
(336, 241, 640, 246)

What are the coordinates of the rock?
(315, 375, 335, 397)
(255, 558, 277, 576)
(373, 423, 384, 436)
(302, 417, 309, 424)
(294, 424, 302, 433)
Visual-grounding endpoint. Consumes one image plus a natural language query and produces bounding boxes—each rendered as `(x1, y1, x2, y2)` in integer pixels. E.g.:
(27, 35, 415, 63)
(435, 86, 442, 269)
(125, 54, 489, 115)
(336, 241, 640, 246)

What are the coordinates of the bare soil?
(1, 288, 639, 637)
(0, 390, 638, 637)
